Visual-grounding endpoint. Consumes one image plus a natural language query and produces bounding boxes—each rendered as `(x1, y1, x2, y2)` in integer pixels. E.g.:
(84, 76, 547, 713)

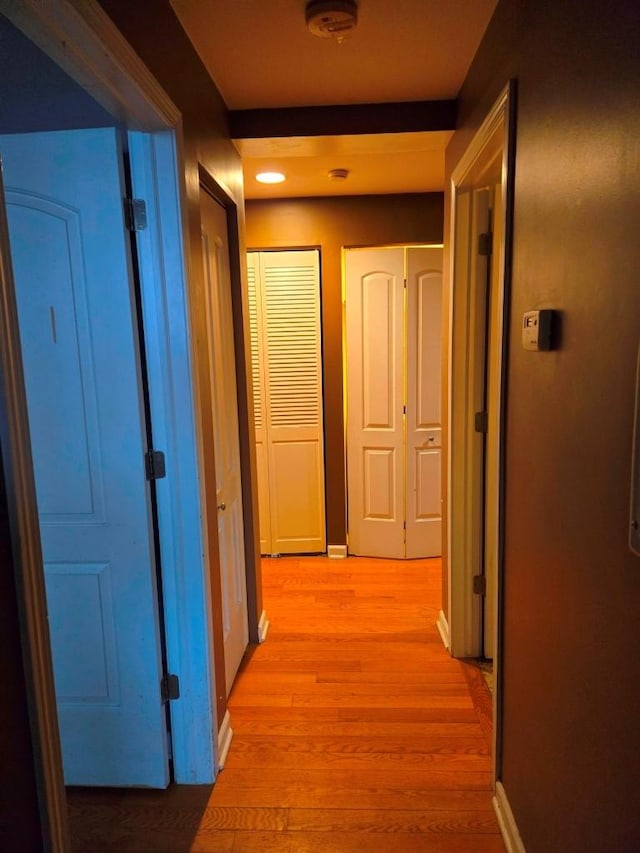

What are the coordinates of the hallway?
(69, 556, 504, 851)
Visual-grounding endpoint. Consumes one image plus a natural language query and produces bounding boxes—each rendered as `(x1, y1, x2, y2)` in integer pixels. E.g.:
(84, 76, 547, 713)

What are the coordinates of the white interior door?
(1, 128, 169, 787)
(249, 250, 326, 555)
(406, 247, 443, 558)
(346, 248, 405, 558)
(200, 188, 249, 695)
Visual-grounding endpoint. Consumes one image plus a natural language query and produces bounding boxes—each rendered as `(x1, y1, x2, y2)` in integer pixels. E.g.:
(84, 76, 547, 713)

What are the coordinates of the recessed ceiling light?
(256, 171, 286, 184)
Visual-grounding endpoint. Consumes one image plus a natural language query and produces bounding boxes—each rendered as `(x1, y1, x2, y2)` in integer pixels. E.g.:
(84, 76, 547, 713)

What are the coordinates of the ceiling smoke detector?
(306, 0, 358, 43)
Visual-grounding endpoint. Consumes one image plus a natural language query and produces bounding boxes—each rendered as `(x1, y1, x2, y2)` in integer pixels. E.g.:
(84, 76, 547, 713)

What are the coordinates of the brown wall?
(245, 194, 443, 545)
(99, 0, 262, 659)
(446, 0, 640, 849)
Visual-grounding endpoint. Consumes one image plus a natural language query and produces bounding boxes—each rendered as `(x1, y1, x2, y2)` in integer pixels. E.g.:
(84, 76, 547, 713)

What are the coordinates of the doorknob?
(217, 502, 226, 512)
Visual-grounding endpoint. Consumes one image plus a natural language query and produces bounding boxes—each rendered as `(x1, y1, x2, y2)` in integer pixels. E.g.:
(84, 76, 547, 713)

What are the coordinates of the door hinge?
(124, 197, 147, 231)
(161, 673, 180, 703)
(473, 574, 486, 596)
(145, 450, 166, 480)
(474, 411, 488, 433)
(478, 231, 493, 257)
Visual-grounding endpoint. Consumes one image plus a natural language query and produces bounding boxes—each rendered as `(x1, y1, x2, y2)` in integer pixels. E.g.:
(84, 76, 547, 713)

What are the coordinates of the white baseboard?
(436, 609, 450, 649)
(257, 609, 270, 643)
(494, 781, 526, 852)
(217, 710, 233, 771)
(328, 544, 348, 559)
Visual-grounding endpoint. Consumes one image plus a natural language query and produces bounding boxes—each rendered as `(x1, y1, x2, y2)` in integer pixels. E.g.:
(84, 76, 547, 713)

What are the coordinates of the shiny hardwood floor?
(68, 556, 504, 852)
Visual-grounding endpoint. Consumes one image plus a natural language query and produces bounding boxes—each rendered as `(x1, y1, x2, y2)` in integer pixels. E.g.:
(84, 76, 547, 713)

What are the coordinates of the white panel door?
(200, 188, 249, 695)
(1, 129, 169, 787)
(246, 252, 271, 555)
(406, 247, 443, 558)
(252, 250, 326, 555)
(346, 248, 405, 558)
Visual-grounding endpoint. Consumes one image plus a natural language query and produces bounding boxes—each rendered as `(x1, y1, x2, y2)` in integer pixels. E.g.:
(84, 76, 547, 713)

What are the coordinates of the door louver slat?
(246, 261, 262, 429)
(247, 250, 326, 554)
(264, 264, 321, 430)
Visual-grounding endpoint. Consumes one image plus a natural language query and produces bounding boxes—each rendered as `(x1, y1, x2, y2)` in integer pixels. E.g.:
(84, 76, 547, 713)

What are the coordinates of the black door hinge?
(161, 673, 180, 703)
(474, 411, 488, 433)
(145, 450, 166, 480)
(473, 574, 486, 596)
(124, 197, 147, 231)
(478, 231, 493, 257)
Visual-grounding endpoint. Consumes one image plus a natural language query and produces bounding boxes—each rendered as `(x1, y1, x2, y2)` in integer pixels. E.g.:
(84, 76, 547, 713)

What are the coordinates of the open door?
(1, 128, 170, 787)
(200, 186, 249, 696)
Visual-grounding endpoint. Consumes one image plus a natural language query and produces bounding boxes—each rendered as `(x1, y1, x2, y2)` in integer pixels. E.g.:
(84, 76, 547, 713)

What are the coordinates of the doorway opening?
(0, 6, 223, 844)
(446, 83, 516, 785)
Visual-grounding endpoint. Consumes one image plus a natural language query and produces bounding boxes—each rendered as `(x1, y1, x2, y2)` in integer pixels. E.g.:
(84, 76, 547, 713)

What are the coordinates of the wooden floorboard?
(68, 555, 504, 851)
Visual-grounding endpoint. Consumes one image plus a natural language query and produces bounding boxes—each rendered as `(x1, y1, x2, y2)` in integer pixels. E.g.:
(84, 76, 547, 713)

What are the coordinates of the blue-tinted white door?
(0, 128, 169, 787)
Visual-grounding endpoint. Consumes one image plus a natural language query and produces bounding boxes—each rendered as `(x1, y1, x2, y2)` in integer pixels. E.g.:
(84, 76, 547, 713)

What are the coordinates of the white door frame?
(447, 83, 514, 656)
(0, 1, 220, 842)
(445, 82, 515, 772)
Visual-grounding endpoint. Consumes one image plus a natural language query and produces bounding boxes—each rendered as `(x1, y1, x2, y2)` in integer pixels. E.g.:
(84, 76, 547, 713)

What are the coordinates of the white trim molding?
(436, 610, 450, 649)
(328, 544, 348, 559)
(257, 610, 270, 643)
(494, 781, 526, 852)
(216, 710, 234, 771)
(1, 0, 180, 130)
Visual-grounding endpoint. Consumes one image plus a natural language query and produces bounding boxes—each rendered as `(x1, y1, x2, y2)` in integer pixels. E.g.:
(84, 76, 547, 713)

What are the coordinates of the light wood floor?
(68, 556, 504, 852)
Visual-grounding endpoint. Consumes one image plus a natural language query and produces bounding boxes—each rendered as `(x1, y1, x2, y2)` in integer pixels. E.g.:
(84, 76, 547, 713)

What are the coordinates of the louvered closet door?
(406, 247, 443, 558)
(249, 250, 326, 554)
(247, 253, 271, 554)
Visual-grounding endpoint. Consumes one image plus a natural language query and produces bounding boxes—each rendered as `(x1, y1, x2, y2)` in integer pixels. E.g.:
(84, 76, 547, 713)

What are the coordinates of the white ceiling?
(171, 0, 498, 198)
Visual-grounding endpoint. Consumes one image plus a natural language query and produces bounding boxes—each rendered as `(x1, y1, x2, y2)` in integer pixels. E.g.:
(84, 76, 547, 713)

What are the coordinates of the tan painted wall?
(245, 194, 443, 545)
(446, 0, 640, 848)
